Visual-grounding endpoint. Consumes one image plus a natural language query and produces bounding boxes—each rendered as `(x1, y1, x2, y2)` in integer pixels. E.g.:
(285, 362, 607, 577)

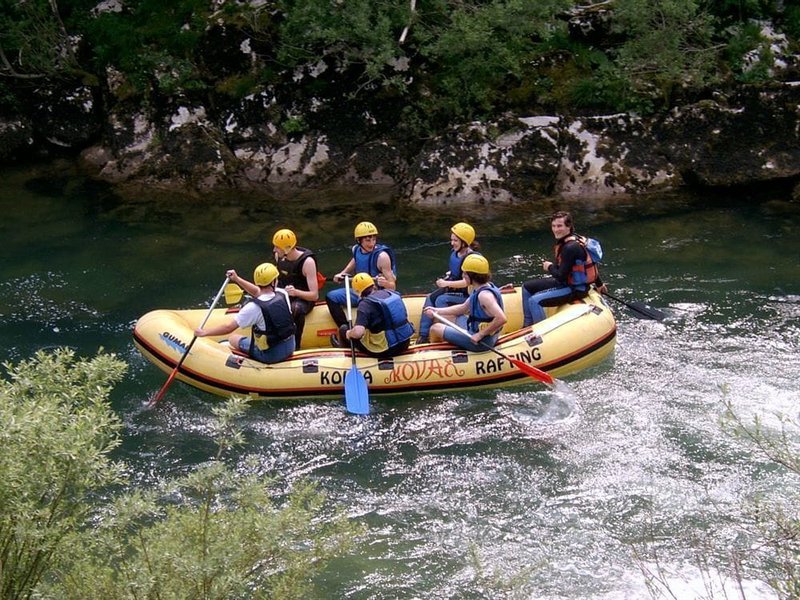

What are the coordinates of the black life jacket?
(249, 292, 296, 350)
(276, 247, 315, 291)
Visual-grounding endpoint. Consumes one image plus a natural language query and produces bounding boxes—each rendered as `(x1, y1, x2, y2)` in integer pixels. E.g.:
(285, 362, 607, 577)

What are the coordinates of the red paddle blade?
(509, 357, 555, 386)
(148, 369, 177, 407)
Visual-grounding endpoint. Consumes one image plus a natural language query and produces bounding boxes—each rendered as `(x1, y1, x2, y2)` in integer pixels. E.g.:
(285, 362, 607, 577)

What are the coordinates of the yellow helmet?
(354, 221, 378, 239)
(352, 272, 375, 296)
(272, 228, 297, 252)
(253, 262, 279, 287)
(462, 254, 490, 275)
(451, 222, 476, 245)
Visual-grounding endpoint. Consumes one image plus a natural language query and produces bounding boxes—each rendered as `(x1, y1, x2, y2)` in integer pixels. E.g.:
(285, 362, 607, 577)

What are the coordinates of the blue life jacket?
(250, 293, 296, 350)
(362, 289, 415, 348)
(467, 284, 504, 334)
(352, 243, 397, 285)
(446, 250, 479, 295)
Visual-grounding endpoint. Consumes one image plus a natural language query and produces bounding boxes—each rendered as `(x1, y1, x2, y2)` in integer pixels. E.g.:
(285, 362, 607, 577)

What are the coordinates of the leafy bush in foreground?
(0, 349, 360, 600)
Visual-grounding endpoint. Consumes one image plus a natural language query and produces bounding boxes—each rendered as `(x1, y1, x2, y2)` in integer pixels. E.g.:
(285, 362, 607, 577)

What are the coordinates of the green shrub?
(610, 0, 721, 107)
(1, 0, 794, 144)
(216, 74, 260, 99)
(49, 466, 360, 599)
(282, 115, 308, 135)
(0, 351, 361, 599)
(84, 0, 211, 93)
(0, 348, 127, 600)
(725, 21, 767, 73)
(786, 6, 800, 40)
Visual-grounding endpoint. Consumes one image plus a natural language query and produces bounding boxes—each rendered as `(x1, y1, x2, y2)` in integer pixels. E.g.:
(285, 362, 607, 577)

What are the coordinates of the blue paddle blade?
(345, 366, 370, 415)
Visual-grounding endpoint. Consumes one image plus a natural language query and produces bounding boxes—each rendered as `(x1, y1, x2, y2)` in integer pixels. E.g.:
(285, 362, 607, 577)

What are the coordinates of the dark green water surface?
(1, 164, 799, 598)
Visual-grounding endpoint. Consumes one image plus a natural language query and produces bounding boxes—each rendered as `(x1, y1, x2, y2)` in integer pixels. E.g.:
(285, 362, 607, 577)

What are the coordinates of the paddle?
(431, 312, 555, 387)
(225, 273, 327, 306)
(602, 291, 666, 321)
(224, 283, 244, 305)
(148, 277, 229, 407)
(343, 275, 369, 415)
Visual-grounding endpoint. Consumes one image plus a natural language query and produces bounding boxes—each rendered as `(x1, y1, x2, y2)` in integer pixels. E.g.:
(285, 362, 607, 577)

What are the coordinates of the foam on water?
(111, 289, 800, 598)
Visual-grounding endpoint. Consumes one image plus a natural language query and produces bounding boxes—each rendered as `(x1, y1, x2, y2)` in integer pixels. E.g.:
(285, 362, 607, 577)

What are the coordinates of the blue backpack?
(584, 237, 603, 263)
(574, 234, 603, 263)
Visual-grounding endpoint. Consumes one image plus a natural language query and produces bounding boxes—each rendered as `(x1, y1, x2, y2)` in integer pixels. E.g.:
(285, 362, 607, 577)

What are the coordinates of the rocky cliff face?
(3, 21, 800, 205)
(405, 84, 800, 204)
(6, 77, 800, 204)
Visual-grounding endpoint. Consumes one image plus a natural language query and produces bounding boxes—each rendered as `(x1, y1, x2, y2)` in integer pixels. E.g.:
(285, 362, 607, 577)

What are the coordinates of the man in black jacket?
(521, 211, 607, 326)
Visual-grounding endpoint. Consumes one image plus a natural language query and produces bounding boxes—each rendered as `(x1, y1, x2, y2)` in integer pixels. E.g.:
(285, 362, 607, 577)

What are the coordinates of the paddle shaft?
(530, 253, 662, 320)
(149, 277, 229, 406)
(602, 291, 665, 321)
(431, 312, 554, 387)
(344, 275, 357, 363)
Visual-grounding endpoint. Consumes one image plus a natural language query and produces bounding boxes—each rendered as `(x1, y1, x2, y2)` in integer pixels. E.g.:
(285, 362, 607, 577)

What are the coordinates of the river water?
(1, 164, 799, 598)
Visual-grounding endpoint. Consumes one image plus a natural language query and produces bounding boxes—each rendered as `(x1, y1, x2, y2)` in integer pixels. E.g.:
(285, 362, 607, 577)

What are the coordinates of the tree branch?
(0, 45, 47, 79)
(399, 0, 417, 44)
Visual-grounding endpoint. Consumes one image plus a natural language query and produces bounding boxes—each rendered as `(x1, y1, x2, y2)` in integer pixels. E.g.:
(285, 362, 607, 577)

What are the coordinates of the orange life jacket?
(555, 234, 599, 291)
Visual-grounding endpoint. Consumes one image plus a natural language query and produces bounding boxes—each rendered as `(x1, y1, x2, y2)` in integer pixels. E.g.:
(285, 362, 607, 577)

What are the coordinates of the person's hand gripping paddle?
(431, 312, 555, 387)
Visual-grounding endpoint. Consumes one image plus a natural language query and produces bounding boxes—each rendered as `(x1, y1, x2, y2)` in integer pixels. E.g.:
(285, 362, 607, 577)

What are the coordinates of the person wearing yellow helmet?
(423, 254, 507, 351)
(194, 264, 295, 363)
(326, 220, 398, 328)
(521, 210, 607, 326)
(416, 222, 481, 344)
(330, 273, 414, 357)
(272, 228, 321, 349)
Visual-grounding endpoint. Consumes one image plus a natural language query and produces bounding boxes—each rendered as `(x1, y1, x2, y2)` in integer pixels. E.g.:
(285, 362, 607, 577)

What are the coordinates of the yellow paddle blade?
(224, 283, 244, 305)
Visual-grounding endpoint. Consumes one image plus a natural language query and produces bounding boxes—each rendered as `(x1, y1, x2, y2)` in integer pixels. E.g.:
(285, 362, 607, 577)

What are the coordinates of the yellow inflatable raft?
(133, 287, 616, 400)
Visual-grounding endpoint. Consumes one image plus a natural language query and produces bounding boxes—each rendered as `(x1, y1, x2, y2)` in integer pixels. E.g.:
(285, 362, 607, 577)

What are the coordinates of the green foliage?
(708, 0, 777, 23)
(725, 21, 777, 83)
(2, 0, 799, 139)
(215, 73, 260, 99)
(44, 395, 361, 600)
(786, 5, 800, 40)
(570, 66, 655, 114)
(0, 0, 79, 77)
(282, 115, 308, 135)
(277, 0, 407, 87)
(609, 0, 721, 107)
(523, 31, 641, 113)
(416, 0, 568, 122)
(275, 0, 572, 131)
(57, 474, 359, 599)
(467, 543, 540, 595)
(0, 348, 127, 600)
(725, 20, 765, 69)
(0, 352, 361, 599)
(718, 390, 800, 598)
(0, 81, 21, 111)
(84, 0, 211, 94)
(630, 386, 800, 598)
